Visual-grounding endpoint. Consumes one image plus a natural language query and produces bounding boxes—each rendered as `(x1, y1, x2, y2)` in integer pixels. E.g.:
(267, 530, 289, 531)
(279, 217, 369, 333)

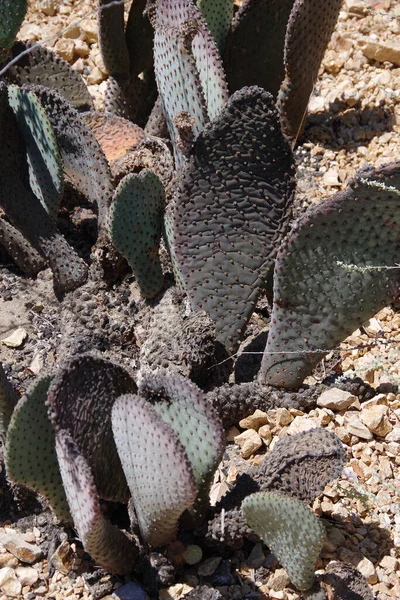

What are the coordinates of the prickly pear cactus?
(110, 169, 166, 299)
(56, 429, 138, 574)
(0, 217, 47, 275)
(197, 0, 234, 53)
(5, 375, 71, 522)
(259, 161, 400, 388)
(174, 86, 295, 352)
(0, 362, 17, 441)
(322, 562, 375, 600)
(8, 85, 64, 219)
(98, 0, 130, 77)
(242, 491, 326, 590)
(81, 111, 145, 162)
(112, 393, 198, 546)
(0, 0, 27, 55)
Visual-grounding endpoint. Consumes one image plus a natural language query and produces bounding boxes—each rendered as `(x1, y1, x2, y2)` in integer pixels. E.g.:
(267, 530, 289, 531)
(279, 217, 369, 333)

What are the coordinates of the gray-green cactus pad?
(197, 0, 234, 53)
(277, 0, 342, 139)
(5, 375, 71, 522)
(112, 394, 198, 546)
(224, 0, 295, 97)
(243, 491, 325, 590)
(110, 169, 166, 298)
(0, 0, 27, 51)
(138, 372, 225, 508)
(0, 361, 17, 441)
(4, 41, 93, 109)
(259, 161, 400, 388)
(47, 354, 136, 504)
(174, 86, 295, 352)
(0, 217, 47, 275)
(8, 85, 64, 219)
(56, 429, 138, 574)
(98, 0, 130, 77)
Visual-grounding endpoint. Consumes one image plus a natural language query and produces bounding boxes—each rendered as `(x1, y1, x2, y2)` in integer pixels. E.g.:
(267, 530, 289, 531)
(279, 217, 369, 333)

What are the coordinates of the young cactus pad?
(110, 169, 166, 299)
(8, 85, 64, 220)
(242, 491, 326, 590)
(174, 86, 295, 353)
(112, 394, 198, 546)
(259, 161, 400, 388)
(5, 374, 71, 523)
(56, 429, 138, 574)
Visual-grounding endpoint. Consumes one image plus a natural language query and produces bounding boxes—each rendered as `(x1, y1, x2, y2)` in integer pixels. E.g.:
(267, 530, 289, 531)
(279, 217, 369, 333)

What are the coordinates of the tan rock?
(258, 424, 272, 445)
(239, 409, 268, 431)
(344, 415, 373, 440)
(51, 541, 74, 575)
(234, 429, 262, 458)
(1, 327, 27, 348)
(159, 584, 193, 600)
(0, 531, 43, 564)
(385, 427, 400, 442)
(15, 566, 39, 586)
(379, 555, 398, 573)
(87, 66, 105, 85)
(317, 388, 357, 410)
(80, 19, 98, 43)
(267, 568, 291, 591)
(0, 567, 22, 598)
(359, 38, 400, 67)
(286, 416, 319, 435)
(275, 408, 293, 427)
(54, 38, 75, 63)
(356, 556, 378, 584)
(360, 405, 393, 437)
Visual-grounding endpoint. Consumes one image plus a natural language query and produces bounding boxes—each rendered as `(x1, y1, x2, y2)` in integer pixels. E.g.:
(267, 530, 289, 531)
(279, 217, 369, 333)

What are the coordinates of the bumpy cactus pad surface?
(98, 0, 130, 77)
(56, 430, 138, 574)
(31, 86, 113, 237)
(5, 375, 71, 522)
(322, 562, 375, 600)
(8, 85, 64, 219)
(197, 0, 234, 53)
(0, 217, 47, 275)
(47, 354, 136, 503)
(259, 161, 400, 388)
(0, 362, 17, 440)
(138, 372, 225, 508)
(125, 0, 153, 76)
(4, 41, 92, 109)
(243, 491, 325, 590)
(0, 0, 27, 50)
(112, 394, 198, 546)
(254, 429, 346, 502)
(174, 86, 295, 352)
(277, 0, 342, 139)
(224, 0, 295, 97)
(153, 0, 228, 166)
(110, 169, 165, 298)
(0, 84, 87, 296)
(81, 112, 144, 161)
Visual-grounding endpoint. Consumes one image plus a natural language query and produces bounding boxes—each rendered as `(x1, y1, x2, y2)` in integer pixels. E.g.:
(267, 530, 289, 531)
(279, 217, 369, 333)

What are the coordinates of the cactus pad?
(0, 217, 47, 275)
(0, 362, 17, 441)
(110, 169, 166, 298)
(112, 394, 198, 546)
(243, 491, 325, 590)
(277, 0, 342, 139)
(81, 111, 145, 162)
(0, 0, 27, 51)
(197, 0, 234, 53)
(322, 562, 375, 600)
(259, 161, 400, 388)
(56, 429, 138, 574)
(174, 86, 295, 352)
(98, 0, 130, 77)
(5, 375, 71, 522)
(47, 354, 136, 503)
(8, 85, 64, 219)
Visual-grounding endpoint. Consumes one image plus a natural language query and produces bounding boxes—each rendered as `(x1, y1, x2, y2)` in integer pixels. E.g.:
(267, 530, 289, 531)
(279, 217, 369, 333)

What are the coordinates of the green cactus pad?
(47, 354, 136, 504)
(174, 86, 295, 352)
(254, 429, 346, 502)
(5, 375, 71, 522)
(243, 491, 325, 590)
(110, 169, 166, 299)
(30, 85, 113, 238)
(0, 84, 87, 297)
(0, 362, 17, 441)
(224, 0, 294, 97)
(197, 0, 234, 53)
(56, 429, 138, 574)
(112, 394, 198, 546)
(81, 111, 145, 162)
(138, 372, 225, 509)
(98, 0, 130, 77)
(153, 0, 228, 166)
(277, 0, 342, 139)
(8, 85, 64, 219)
(0, 0, 27, 51)
(0, 217, 46, 275)
(4, 41, 93, 109)
(259, 161, 400, 388)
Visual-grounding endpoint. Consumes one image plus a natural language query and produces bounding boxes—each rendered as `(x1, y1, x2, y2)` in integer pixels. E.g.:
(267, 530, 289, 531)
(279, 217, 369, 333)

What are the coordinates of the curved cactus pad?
(243, 491, 325, 590)
(47, 354, 136, 503)
(138, 372, 225, 508)
(197, 0, 234, 53)
(224, 0, 295, 98)
(5, 375, 71, 522)
(98, 0, 130, 77)
(112, 394, 198, 546)
(8, 85, 64, 219)
(174, 86, 295, 352)
(30, 86, 113, 237)
(0, 361, 17, 440)
(81, 112, 144, 161)
(0, 216, 47, 275)
(259, 161, 400, 388)
(277, 0, 342, 139)
(110, 169, 165, 298)
(56, 430, 138, 574)
(254, 429, 346, 502)
(0, 0, 27, 50)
